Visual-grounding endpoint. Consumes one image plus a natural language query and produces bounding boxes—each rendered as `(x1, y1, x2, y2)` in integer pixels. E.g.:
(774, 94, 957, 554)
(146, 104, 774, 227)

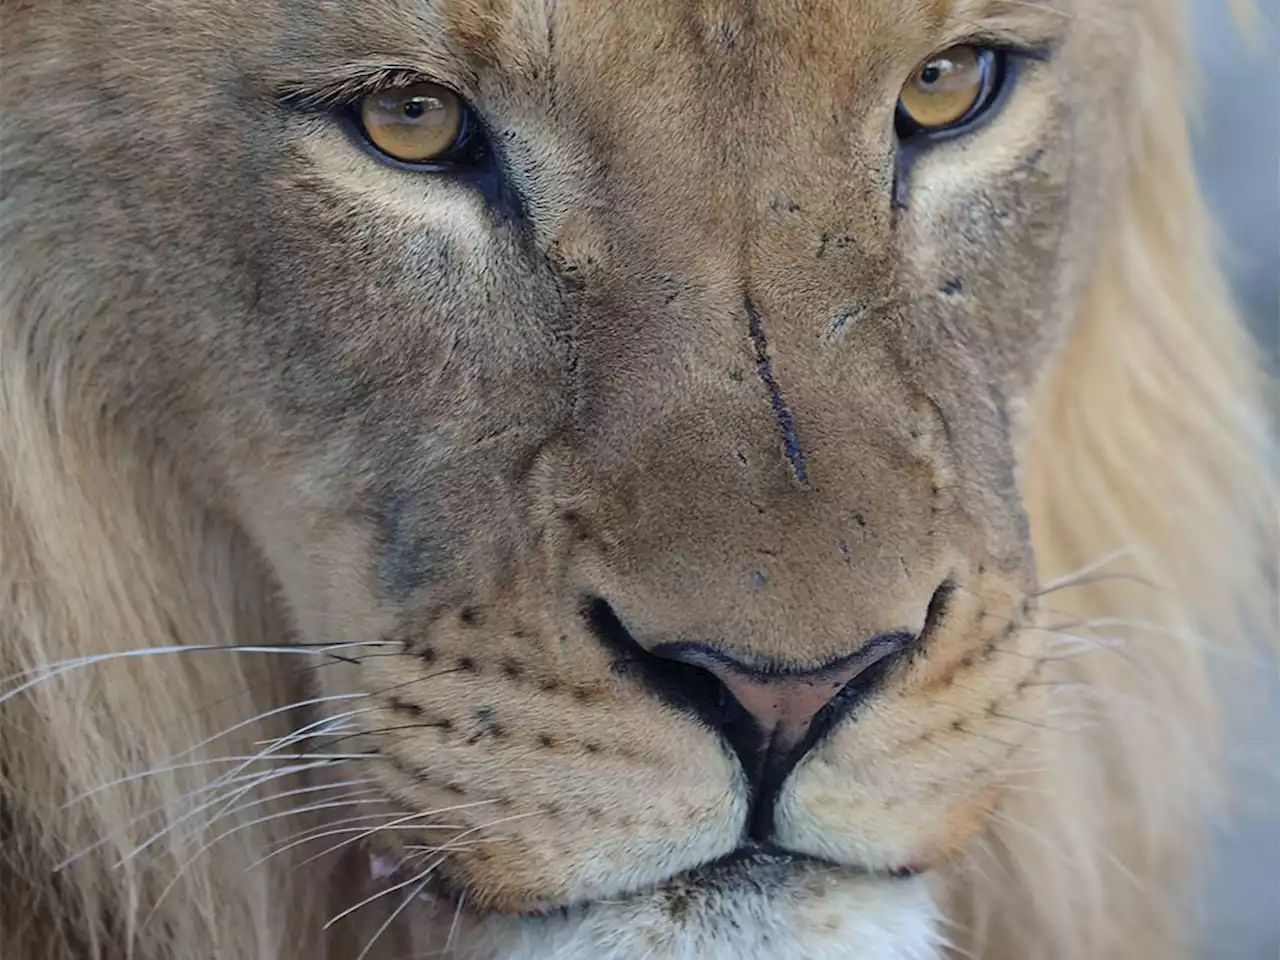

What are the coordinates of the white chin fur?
(461, 867, 943, 960)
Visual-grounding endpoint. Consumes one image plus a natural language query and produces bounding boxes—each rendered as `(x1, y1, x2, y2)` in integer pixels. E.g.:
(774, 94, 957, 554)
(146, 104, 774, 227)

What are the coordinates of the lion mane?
(0, 1, 1274, 959)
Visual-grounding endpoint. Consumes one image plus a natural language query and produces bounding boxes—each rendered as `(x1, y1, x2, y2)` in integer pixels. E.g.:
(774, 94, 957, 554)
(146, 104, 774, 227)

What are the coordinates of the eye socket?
(354, 81, 485, 168)
(895, 45, 1004, 140)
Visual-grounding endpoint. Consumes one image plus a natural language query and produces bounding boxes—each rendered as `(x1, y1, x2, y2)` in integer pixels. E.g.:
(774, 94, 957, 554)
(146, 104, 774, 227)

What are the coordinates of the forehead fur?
(271, 0, 1076, 87)
(436, 0, 1067, 64)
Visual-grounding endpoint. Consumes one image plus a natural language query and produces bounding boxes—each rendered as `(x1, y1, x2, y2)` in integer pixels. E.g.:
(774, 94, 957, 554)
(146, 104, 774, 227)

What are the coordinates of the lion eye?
(356, 81, 478, 166)
(896, 46, 1002, 138)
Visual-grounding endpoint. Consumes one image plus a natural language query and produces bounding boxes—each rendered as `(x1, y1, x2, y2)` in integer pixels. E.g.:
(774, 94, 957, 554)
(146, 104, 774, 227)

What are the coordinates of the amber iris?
(898, 45, 990, 130)
(358, 82, 465, 163)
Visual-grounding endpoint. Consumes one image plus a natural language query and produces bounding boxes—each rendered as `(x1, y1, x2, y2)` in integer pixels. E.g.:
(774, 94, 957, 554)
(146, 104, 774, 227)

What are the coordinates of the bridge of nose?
(582, 473, 952, 667)
(564, 289, 958, 665)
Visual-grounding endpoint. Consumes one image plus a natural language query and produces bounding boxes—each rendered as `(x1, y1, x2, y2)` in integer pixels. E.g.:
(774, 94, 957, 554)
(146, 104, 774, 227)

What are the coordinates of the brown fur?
(0, 0, 1274, 957)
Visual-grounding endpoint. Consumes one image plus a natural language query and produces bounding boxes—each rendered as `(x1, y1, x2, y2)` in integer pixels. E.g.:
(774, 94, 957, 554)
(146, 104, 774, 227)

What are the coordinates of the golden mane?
(1, 1, 1274, 959)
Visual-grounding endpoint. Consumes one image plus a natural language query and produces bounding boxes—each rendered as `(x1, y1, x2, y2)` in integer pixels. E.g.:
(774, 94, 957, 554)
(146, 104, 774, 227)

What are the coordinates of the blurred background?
(1188, 0, 1278, 956)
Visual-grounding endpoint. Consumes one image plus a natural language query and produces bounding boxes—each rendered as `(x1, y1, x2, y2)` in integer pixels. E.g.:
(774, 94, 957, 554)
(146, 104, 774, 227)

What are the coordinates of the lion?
(0, 0, 1274, 957)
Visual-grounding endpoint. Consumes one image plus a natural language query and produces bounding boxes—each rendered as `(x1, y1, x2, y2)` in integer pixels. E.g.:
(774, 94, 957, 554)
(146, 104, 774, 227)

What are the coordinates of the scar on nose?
(745, 297, 808, 486)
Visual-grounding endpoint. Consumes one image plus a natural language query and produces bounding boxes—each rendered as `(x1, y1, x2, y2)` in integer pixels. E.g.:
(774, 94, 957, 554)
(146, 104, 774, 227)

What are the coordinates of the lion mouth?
(665, 843, 825, 888)
(368, 843, 918, 920)
(657, 844, 922, 898)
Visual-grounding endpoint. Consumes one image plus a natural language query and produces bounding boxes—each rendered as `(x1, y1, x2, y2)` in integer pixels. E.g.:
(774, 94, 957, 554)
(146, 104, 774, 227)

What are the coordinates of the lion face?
(4, 0, 1147, 952)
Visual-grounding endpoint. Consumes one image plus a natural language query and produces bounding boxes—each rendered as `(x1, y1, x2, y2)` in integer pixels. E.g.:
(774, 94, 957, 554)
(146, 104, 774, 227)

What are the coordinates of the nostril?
(581, 598, 749, 730)
(922, 577, 957, 639)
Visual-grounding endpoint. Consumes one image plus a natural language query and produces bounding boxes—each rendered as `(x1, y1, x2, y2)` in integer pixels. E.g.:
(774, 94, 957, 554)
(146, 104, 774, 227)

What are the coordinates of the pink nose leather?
(658, 647, 884, 749)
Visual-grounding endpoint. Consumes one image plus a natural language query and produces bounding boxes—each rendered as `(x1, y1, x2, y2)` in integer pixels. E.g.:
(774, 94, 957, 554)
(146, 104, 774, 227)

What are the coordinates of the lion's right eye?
(353, 81, 488, 169)
(894, 45, 1012, 143)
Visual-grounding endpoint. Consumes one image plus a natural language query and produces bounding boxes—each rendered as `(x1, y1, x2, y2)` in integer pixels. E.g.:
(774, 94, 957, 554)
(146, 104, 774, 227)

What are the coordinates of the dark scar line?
(745, 296, 808, 487)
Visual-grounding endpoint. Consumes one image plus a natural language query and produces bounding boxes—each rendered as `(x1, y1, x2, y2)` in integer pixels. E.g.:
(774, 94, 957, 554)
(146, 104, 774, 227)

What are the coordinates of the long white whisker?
(61, 752, 372, 808)
(53, 756, 357, 871)
(131, 711, 367, 850)
(111, 757, 356, 869)
(356, 862, 445, 960)
(183, 708, 371, 825)
(297, 801, 503, 869)
(444, 888, 467, 955)
(0, 643, 394, 705)
(1034, 548, 1133, 596)
(143, 788, 388, 928)
(190, 779, 382, 843)
(169, 695, 367, 763)
(326, 851, 452, 929)
(248, 822, 473, 871)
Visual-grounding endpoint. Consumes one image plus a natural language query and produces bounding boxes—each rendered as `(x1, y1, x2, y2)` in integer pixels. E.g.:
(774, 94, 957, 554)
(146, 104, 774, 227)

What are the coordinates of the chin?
(435, 855, 943, 960)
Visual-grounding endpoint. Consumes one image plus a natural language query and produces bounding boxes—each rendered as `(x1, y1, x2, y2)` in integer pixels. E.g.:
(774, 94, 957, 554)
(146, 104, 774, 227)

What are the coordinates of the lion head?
(0, 0, 1273, 958)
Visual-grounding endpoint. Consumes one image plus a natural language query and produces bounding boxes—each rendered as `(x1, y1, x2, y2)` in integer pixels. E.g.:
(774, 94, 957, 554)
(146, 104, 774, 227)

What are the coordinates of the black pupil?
(921, 63, 942, 85)
(403, 98, 426, 119)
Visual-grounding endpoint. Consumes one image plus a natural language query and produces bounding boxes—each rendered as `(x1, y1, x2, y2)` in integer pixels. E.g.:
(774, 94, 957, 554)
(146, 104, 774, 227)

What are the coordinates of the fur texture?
(0, 0, 1274, 958)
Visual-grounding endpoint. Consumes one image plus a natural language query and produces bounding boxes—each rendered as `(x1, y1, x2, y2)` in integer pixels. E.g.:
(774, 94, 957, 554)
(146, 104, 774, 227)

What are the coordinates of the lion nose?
(649, 643, 894, 752)
(584, 598, 915, 794)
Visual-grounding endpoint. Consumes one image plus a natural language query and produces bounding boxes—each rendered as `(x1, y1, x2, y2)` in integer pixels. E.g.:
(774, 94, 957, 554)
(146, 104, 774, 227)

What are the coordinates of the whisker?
(444, 888, 467, 955)
(186, 708, 375, 815)
(320, 722, 453, 749)
(1034, 548, 1137, 594)
(168, 694, 368, 764)
(297, 801, 504, 869)
(192, 779, 383, 843)
(1034, 570, 1158, 598)
(0, 642, 396, 705)
(326, 851, 451, 929)
(61, 752, 375, 808)
(248, 816, 474, 871)
(143, 787, 388, 929)
(356, 863, 444, 960)
(108, 757, 357, 869)
(53, 756, 359, 871)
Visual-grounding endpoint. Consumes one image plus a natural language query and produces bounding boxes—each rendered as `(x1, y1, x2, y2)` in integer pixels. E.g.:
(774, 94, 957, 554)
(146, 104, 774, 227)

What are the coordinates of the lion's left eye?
(895, 45, 1006, 140)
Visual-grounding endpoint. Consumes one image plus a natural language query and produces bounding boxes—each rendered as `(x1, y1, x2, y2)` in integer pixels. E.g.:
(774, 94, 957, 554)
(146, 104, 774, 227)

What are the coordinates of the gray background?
(1189, 0, 1278, 957)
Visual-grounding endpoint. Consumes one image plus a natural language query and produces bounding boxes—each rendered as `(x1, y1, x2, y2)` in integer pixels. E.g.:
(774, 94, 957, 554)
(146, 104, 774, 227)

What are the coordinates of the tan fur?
(0, 0, 1274, 958)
